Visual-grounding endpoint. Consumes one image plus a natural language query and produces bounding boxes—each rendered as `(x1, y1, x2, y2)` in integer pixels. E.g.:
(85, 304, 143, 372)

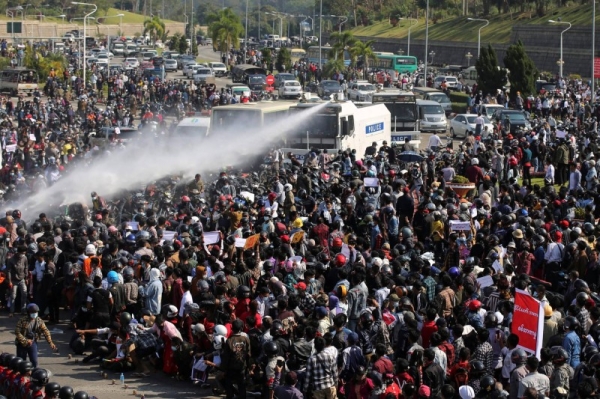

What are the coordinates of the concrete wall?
(0, 20, 186, 40)
(327, 24, 599, 77)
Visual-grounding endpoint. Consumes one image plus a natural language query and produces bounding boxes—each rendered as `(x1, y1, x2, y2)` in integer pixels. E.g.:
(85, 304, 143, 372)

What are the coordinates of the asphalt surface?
(0, 311, 215, 399)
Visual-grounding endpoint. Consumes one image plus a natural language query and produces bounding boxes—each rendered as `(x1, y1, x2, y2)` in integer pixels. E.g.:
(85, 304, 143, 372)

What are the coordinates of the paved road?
(0, 311, 218, 399)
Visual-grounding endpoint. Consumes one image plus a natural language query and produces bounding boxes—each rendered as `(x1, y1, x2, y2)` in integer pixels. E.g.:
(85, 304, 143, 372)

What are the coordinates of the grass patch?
(0, 8, 176, 24)
(350, 3, 595, 43)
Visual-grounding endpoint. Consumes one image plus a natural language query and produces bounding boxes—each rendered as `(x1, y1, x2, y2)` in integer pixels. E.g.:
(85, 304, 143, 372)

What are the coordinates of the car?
(278, 80, 303, 99)
(449, 114, 495, 138)
(275, 73, 295, 88)
(96, 126, 140, 143)
(97, 53, 110, 62)
(348, 81, 376, 102)
(123, 58, 140, 69)
(434, 75, 459, 90)
(151, 56, 164, 67)
(108, 64, 123, 74)
(164, 59, 178, 72)
(492, 109, 532, 134)
(182, 63, 199, 77)
(98, 50, 114, 58)
(478, 103, 504, 119)
(208, 62, 228, 77)
(317, 80, 343, 98)
(177, 55, 196, 69)
(162, 51, 179, 59)
(96, 61, 108, 71)
(186, 64, 209, 78)
(141, 51, 155, 61)
(193, 68, 214, 83)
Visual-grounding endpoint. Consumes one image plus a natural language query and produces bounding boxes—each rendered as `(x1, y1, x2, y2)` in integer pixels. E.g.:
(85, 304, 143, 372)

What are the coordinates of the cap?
(388, 293, 400, 302)
(512, 229, 523, 239)
(560, 220, 570, 228)
(418, 385, 431, 397)
(295, 282, 307, 290)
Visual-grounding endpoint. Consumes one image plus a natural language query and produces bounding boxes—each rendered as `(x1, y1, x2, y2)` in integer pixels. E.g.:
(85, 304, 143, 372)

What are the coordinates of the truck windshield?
(288, 108, 339, 144)
(384, 103, 416, 122)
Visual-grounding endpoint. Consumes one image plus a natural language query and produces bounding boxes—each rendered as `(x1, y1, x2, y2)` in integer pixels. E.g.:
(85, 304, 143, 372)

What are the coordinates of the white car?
(183, 63, 200, 77)
(209, 62, 227, 77)
(186, 64, 208, 78)
(348, 81, 376, 102)
(449, 114, 495, 138)
(123, 58, 140, 69)
(193, 68, 214, 83)
(278, 80, 303, 99)
(164, 59, 178, 72)
(434, 75, 459, 90)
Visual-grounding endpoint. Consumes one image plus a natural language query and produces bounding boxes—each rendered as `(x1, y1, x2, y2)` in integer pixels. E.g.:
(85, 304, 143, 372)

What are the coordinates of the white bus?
(0, 68, 39, 95)
(210, 101, 297, 134)
(282, 99, 391, 160)
(175, 117, 211, 137)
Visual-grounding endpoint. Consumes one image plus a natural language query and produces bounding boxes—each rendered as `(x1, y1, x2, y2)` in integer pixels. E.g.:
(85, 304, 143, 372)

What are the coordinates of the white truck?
(111, 41, 125, 56)
(369, 89, 421, 147)
(281, 99, 391, 161)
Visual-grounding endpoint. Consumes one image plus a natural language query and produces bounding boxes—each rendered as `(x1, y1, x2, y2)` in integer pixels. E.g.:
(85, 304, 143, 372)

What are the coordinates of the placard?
(162, 231, 176, 241)
(512, 289, 544, 357)
(449, 220, 471, 231)
(244, 234, 260, 249)
(235, 237, 246, 248)
(203, 231, 220, 245)
(291, 230, 305, 244)
(556, 130, 567, 139)
(127, 221, 139, 231)
(477, 275, 494, 289)
(240, 191, 255, 203)
(5, 144, 16, 153)
(364, 177, 379, 187)
(492, 260, 503, 273)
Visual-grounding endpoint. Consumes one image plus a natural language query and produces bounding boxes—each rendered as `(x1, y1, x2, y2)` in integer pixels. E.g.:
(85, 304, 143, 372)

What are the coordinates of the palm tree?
(143, 16, 165, 45)
(329, 31, 356, 61)
(323, 58, 346, 79)
(208, 8, 244, 54)
(351, 40, 377, 80)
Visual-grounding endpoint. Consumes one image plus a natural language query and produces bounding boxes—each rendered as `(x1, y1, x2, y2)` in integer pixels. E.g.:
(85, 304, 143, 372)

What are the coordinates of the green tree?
(350, 39, 377, 79)
(177, 34, 189, 54)
(276, 47, 292, 72)
(169, 33, 181, 51)
(208, 8, 244, 53)
(503, 40, 537, 99)
(262, 48, 272, 67)
(330, 31, 356, 60)
(323, 58, 346, 78)
(475, 44, 507, 96)
(143, 15, 165, 44)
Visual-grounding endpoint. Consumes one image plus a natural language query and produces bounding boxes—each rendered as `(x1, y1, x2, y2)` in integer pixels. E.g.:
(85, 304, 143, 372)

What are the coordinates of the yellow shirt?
(431, 220, 444, 241)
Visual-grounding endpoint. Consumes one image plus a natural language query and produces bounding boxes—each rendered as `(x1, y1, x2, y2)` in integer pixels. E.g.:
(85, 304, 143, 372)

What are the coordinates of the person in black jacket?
(423, 348, 445, 398)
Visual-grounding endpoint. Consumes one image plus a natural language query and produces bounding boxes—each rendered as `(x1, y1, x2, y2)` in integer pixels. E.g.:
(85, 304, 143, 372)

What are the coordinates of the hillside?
(0, 7, 177, 24)
(350, 3, 595, 43)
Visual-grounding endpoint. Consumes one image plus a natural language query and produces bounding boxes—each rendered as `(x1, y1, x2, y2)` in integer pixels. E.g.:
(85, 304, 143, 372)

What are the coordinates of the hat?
(295, 282, 307, 290)
(316, 306, 328, 318)
(459, 385, 475, 399)
(554, 230, 563, 241)
(281, 235, 290, 243)
(544, 304, 553, 317)
(507, 241, 516, 249)
(512, 229, 523, 239)
(560, 220, 570, 229)
(388, 293, 400, 302)
(418, 385, 431, 398)
(292, 218, 303, 229)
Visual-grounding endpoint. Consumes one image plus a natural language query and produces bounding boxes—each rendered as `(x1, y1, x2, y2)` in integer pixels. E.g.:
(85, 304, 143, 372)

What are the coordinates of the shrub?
(451, 102, 465, 113)
(452, 175, 470, 184)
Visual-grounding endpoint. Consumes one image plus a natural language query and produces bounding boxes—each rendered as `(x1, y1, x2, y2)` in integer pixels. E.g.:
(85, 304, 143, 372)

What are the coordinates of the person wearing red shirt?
(465, 158, 484, 186)
(421, 308, 439, 349)
(345, 366, 375, 399)
(372, 344, 394, 375)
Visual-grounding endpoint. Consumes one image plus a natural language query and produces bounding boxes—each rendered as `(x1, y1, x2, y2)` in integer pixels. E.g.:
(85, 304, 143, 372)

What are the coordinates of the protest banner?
(449, 221, 471, 231)
(512, 289, 544, 357)
(244, 234, 260, 249)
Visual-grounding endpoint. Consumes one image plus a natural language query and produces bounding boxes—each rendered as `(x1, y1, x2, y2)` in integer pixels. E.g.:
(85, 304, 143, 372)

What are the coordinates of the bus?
(290, 48, 306, 64)
(371, 54, 418, 74)
(306, 46, 351, 67)
(210, 101, 297, 134)
(370, 90, 420, 146)
(0, 68, 39, 95)
(281, 99, 390, 160)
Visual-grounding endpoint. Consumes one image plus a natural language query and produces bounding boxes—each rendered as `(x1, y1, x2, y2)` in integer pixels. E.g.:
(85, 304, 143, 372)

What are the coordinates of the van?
(413, 87, 452, 115)
(479, 104, 504, 119)
(175, 117, 210, 137)
(226, 83, 251, 98)
(416, 99, 447, 133)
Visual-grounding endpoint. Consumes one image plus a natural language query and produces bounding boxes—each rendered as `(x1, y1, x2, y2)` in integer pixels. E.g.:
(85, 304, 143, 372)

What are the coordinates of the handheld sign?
(266, 75, 275, 85)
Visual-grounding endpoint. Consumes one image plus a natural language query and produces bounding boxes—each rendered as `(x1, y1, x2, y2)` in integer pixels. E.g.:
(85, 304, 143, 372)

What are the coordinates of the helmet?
(136, 230, 151, 241)
(332, 237, 343, 248)
(74, 392, 89, 399)
(10, 357, 23, 372)
(480, 375, 496, 391)
(164, 304, 178, 318)
(45, 382, 61, 397)
(334, 253, 347, 267)
(123, 267, 134, 279)
(120, 312, 132, 326)
(551, 346, 569, 364)
(511, 348, 527, 364)
(401, 227, 413, 238)
(19, 360, 33, 374)
(31, 368, 49, 388)
(237, 285, 251, 298)
(271, 320, 285, 337)
(484, 312, 498, 327)
(564, 316, 580, 330)
(263, 260, 274, 272)
(360, 312, 374, 327)
(584, 345, 599, 361)
(448, 267, 460, 278)
(470, 360, 485, 373)
(181, 196, 191, 203)
(576, 292, 590, 306)
(468, 300, 482, 311)
(58, 386, 74, 399)
(107, 271, 119, 284)
(3, 354, 15, 367)
(589, 353, 600, 367)
(263, 341, 280, 357)
(214, 325, 228, 337)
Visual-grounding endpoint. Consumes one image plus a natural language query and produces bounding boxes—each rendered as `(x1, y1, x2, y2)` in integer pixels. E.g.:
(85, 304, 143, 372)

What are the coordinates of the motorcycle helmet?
(237, 285, 251, 299)
(480, 375, 496, 392)
(120, 312, 132, 326)
(576, 292, 590, 306)
(584, 345, 599, 361)
(470, 360, 485, 373)
(468, 300, 482, 311)
(73, 392, 89, 399)
(3, 354, 15, 367)
(448, 267, 460, 278)
(214, 325, 228, 337)
(18, 360, 33, 375)
(360, 312, 374, 327)
(58, 386, 74, 399)
(10, 357, 23, 372)
(45, 382, 61, 397)
(484, 312, 498, 327)
(564, 316, 580, 330)
(163, 304, 178, 318)
(511, 348, 527, 364)
(31, 368, 49, 388)
(107, 270, 119, 284)
(263, 341, 279, 357)
(334, 253, 347, 267)
(551, 346, 569, 364)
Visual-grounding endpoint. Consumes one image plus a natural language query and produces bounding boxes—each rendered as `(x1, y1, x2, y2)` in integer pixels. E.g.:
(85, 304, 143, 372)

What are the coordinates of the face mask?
(310, 278, 315, 283)
(171, 346, 178, 351)
(30, 313, 38, 319)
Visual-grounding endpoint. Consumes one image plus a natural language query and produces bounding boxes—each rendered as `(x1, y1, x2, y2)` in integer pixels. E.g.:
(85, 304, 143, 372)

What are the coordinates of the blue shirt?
(563, 330, 581, 368)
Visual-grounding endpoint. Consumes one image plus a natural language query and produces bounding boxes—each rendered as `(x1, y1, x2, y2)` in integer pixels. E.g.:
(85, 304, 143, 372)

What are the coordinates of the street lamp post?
(424, 0, 429, 86)
(319, 0, 322, 69)
(71, 1, 97, 85)
(102, 13, 124, 44)
(549, 19, 572, 78)
(593, 1, 597, 102)
(399, 17, 417, 56)
(244, 0, 248, 64)
(467, 17, 489, 58)
(466, 51, 472, 67)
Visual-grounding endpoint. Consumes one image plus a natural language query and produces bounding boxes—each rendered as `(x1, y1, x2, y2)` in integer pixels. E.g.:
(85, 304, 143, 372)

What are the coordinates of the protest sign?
(512, 289, 544, 357)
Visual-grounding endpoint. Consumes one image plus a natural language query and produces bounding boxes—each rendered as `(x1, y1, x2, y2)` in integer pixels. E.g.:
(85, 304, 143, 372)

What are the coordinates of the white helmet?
(85, 244, 97, 256)
(214, 324, 228, 337)
(192, 323, 206, 335)
(213, 334, 227, 350)
(284, 183, 293, 192)
(165, 305, 178, 318)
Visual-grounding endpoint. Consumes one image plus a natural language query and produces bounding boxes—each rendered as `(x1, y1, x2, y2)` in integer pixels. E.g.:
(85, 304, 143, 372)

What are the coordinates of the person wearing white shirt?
(427, 132, 443, 151)
(545, 159, 555, 185)
(179, 282, 193, 318)
(33, 255, 46, 283)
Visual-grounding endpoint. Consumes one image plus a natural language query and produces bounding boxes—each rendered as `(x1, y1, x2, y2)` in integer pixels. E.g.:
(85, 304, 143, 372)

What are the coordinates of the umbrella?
(397, 151, 424, 163)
